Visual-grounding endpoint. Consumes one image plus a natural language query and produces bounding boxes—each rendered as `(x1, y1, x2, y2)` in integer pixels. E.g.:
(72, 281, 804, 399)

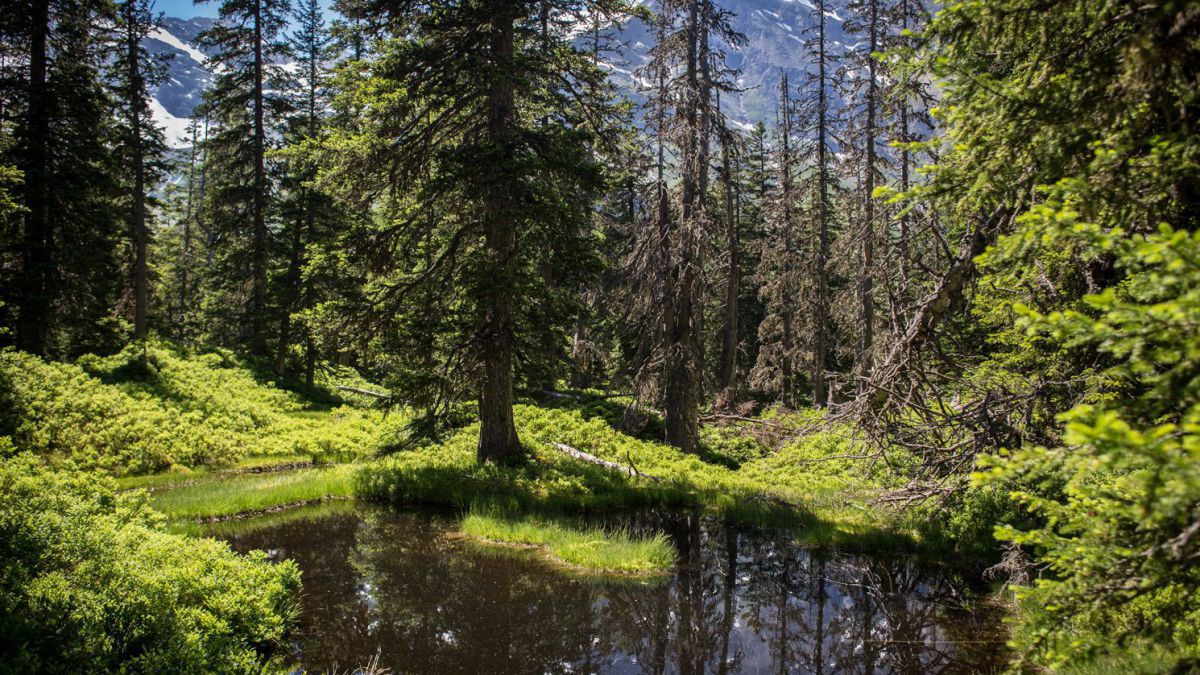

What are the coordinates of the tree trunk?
(16, 0, 52, 355)
(812, 0, 831, 407)
(663, 0, 705, 453)
(477, 2, 522, 464)
(127, 7, 149, 340)
(717, 124, 739, 401)
(250, 0, 268, 356)
(855, 0, 879, 389)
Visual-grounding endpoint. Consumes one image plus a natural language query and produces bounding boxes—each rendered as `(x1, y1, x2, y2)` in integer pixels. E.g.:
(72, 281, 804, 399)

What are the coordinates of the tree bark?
(250, 0, 268, 356)
(717, 123, 739, 401)
(812, 0, 831, 406)
(663, 0, 706, 453)
(476, 2, 522, 463)
(127, 3, 149, 340)
(16, 0, 52, 355)
(855, 0, 879, 388)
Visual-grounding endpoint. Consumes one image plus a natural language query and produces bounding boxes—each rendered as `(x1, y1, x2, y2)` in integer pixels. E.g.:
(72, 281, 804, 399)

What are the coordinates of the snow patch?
(149, 27, 207, 65)
(150, 97, 192, 148)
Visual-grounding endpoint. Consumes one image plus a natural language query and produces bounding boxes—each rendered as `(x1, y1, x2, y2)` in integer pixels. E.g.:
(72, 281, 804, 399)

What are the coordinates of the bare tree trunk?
(16, 0, 52, 355)
(477, 2, 522, 463)
(663, 0, 705, 453)
(777, 72, 796, 408)
(717, 122, 739, 401)
(855, 0, 880, 388)
(812, 0, 831, 407)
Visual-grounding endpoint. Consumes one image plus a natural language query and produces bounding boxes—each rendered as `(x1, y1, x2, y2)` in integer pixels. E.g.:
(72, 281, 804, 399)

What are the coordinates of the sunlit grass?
(460, 508, 675, 577)
(148, 464, 357, 521)
(116, 453, 315, 491)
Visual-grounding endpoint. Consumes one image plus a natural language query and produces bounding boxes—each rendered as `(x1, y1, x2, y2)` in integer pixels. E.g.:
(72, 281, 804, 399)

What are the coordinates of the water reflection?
(219, 506, 1006, 674)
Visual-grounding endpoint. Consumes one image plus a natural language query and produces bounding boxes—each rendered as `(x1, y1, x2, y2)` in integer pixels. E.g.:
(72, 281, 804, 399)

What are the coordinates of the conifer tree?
(318, 0, 631, 462)
(197, 0, 292, 355)
(113, 0, 169, 341)
(1, 0, 125, 356)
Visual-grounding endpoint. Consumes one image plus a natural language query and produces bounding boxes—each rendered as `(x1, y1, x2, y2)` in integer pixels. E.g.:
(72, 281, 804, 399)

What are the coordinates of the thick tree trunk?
(250, 0, 268, 356)
(16, 0, 52, 355)
(477, 3, 522, 464)
(663, 0, 705, 453)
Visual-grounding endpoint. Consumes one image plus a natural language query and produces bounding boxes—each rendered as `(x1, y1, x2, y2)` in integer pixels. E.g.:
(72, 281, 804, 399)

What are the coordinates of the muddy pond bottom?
(216, 503, 1008, 674)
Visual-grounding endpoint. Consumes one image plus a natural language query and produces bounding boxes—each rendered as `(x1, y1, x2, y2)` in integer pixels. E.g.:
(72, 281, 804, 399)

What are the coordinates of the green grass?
(1060, 643, 1190, 674)
(147, 464, 357, 521)
(460, 508, 675, 578)
(0, 341, 402, 475)
(357, 404, 924, 550)
(115, 453, 315, 491)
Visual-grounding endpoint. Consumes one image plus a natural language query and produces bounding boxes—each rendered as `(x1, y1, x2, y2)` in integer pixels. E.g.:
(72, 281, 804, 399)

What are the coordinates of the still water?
(218, 504, 1008, 674)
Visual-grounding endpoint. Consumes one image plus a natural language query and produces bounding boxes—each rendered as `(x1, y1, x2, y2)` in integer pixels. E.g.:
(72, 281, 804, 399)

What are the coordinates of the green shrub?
(0, 452, 300, 673)
(0, 342, 400, 474)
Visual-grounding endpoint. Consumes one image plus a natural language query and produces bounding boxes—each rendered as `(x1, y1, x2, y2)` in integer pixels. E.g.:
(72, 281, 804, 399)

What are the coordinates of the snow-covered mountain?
(146, 17, 217, 146)
(147, 2, 856, 147)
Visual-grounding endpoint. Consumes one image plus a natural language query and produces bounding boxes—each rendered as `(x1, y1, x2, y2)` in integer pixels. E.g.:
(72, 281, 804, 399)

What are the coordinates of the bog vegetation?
(0, 0, 1198, 672)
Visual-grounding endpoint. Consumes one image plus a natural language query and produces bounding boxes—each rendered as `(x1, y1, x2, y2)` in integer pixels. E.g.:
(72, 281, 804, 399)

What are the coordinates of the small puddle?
(217, 504, 1009, 674)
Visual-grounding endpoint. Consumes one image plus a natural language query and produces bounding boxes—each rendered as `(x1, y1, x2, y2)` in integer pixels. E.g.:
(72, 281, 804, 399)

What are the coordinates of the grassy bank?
(459, 509, 675, 578)
(356, 403, 922, 550)
(148, 464, 357, 521)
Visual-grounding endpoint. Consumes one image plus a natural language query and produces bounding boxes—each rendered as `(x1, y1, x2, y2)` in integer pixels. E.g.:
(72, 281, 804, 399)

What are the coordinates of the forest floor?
(3, 341, 954, 573)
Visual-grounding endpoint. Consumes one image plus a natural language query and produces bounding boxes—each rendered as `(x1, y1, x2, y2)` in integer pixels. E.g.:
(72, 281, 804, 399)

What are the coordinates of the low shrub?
(0, 451, 300, 673)
(0, 342, 401, 474)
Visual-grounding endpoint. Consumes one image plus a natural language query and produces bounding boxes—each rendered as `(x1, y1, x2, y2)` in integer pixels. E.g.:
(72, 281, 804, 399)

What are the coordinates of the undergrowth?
(0, 341, 402, 474)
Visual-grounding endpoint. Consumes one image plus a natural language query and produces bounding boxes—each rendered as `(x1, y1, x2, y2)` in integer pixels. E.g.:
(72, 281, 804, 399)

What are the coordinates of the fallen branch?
(550, 442, 659, 482)
(336, 385, 391, 399)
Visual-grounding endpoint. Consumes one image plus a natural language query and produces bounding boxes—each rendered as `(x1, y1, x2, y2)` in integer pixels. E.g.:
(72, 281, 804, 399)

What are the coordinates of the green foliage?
(0, 341, 399, 474)
(977, 217, 1200, 666)
(460, 507, 674, 577)
(0, 452, 299, 672)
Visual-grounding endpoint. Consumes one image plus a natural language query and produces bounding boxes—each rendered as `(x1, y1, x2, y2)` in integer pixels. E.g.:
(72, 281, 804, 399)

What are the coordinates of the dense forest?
(1, 0, 1198, 672)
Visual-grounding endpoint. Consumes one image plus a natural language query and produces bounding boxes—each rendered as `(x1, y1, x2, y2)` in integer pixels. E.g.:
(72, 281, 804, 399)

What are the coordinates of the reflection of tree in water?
(221, 507, 1005, 674)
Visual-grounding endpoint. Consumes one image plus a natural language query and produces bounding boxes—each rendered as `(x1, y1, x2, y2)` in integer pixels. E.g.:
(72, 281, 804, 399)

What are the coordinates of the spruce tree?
(1, 0, 125, 356)
(112, 0, 169, 341)
(197, 0, 292, 355)
(318, 0, 631, 462)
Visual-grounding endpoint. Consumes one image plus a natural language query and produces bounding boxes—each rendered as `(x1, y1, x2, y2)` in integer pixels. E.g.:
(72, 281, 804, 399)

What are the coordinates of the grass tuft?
(147, 464, 357, 521)
(459, 508, 675, 578)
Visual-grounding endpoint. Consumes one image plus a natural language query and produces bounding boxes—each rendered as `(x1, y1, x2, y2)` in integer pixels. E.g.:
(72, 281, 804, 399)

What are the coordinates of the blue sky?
(154, 0, 333, 19)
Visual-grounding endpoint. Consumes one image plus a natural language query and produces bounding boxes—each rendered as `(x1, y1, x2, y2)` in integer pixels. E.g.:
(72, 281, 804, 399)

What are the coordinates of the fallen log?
(336, 385, 392, 399)
(550, 442, 658, 482)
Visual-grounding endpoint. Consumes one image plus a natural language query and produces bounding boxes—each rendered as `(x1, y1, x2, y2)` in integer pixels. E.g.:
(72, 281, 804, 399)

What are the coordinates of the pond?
(217, 504, 1009, 674)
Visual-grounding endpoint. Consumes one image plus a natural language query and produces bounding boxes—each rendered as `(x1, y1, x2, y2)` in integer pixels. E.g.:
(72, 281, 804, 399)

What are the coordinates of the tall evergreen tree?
(637, 0, 741, 451)
(318, 0, 631, 462)
(112, 0, 169, 341)
(1, 0, 125, 356)
(197, 0, 292, 355)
